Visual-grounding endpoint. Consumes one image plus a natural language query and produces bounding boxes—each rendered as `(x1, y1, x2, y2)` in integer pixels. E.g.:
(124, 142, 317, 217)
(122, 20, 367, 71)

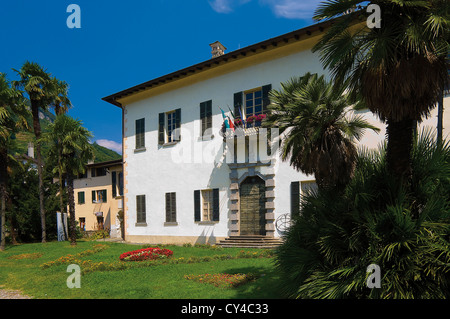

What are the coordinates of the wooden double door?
(239, 176, 266, 236)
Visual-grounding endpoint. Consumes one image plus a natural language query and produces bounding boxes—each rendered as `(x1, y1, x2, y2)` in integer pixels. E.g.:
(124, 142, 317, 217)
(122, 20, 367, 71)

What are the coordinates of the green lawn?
(0, 240, 281, 299)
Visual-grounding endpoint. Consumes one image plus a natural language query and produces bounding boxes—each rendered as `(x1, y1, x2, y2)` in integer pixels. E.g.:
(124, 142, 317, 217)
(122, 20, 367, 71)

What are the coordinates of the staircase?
(218, 235, 283, 249)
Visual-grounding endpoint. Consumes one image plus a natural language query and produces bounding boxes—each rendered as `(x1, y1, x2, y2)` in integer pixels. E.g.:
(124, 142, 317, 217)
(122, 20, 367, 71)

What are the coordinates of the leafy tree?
(0, 73, 29, 250)
(263, 72, 379, 190)
(275, 129, 450, 298)
(13, 61, 71, 243)
(43, 114, 93, 245)
(7, 162, 60, 242)
(312, 0, 449, 184)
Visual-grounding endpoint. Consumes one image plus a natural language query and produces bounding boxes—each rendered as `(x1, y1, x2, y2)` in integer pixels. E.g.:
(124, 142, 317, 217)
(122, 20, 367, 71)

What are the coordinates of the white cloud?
(96, 139, 122, 154)
(209, 0, 251, 14)
(262, 0, 322, 20)
(209, 0, 321, 20)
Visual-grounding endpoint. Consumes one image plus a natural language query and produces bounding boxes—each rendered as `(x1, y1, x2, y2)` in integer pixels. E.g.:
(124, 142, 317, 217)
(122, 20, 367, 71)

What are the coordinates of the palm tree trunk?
(386, 118, 415, 183)
(67, 171, 77, 246)
(0, 148, 7, 251)
(58, 152, 68, 241)
(31, 101, 46, 243)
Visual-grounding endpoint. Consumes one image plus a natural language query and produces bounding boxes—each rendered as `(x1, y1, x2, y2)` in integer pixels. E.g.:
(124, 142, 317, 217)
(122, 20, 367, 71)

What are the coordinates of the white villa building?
(103, 20, 449, 246)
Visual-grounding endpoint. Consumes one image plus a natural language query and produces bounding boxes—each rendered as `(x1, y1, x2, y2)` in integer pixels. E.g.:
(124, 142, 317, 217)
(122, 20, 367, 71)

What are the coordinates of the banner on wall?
(57, 212, 68, 241)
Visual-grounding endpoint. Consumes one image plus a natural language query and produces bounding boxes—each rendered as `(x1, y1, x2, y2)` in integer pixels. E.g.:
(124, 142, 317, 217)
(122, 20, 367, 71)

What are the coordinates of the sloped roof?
(102, 19, 335, 108)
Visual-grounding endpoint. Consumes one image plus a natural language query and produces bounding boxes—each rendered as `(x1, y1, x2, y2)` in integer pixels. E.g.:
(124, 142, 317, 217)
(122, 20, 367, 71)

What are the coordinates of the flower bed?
(8, 253, 43, 260)
(119, 247, 173, 262)
(40, 244, 108, 269)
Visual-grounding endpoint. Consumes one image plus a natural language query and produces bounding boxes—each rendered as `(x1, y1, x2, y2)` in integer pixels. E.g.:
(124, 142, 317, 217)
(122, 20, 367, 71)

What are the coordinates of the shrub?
(275, 130, 450, 299)
(88, 229, 110, 240)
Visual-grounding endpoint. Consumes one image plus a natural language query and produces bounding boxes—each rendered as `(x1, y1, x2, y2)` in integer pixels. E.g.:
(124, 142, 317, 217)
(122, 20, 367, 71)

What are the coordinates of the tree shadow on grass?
(221, 265, 284, 299)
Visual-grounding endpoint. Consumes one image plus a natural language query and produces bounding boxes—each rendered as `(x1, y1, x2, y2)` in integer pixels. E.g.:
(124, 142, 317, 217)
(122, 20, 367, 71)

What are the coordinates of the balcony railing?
(220, 114, 266, 139)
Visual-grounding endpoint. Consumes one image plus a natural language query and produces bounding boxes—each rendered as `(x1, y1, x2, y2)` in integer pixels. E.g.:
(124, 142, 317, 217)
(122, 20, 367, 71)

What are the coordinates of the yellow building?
(73, 159, 124, 238)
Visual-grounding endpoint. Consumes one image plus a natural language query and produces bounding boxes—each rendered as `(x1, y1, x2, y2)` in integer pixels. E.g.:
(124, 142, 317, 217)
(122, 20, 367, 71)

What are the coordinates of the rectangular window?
(136, 195, 146, 224)
(91, 167, 107, 178)
(194, 189, 219, 222)
(165, 192, 177, 223)
(135, 118, 145, 149)
(159, 109, 181, 145)
(167, 111, 177, 143)
(92, 189, 107, 203)
(79, 218, 86, 231)
(202, 190, 213, 221)
(301, 181, 318, 196)
(77, 191, 85, 204)
(96, 216, 104, 230)
(112, 172, 117, 198)
(290, 181, 318, 216)
(234, 84, 271, 128)
(245, 88, 263, 118)
(200, 100, 212, 137)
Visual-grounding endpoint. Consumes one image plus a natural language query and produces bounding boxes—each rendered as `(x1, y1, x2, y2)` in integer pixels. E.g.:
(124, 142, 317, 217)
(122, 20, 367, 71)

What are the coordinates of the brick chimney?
(210, 41, 227, 58)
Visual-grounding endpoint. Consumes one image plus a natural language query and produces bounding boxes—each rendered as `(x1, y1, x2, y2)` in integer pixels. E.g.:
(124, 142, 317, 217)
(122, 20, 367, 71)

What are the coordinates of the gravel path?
(0, 288, 32, 299)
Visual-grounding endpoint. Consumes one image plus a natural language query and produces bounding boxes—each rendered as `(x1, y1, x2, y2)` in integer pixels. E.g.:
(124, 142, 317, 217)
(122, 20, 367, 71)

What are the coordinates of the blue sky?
(0, 0, 322, 154)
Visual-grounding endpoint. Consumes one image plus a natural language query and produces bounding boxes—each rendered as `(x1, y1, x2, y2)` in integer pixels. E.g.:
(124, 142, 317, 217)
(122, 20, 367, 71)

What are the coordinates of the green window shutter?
(200, 101, 213, 137)
(212, 188, 219, 221)
(112, 172, 117, 198)
(136, 195, 141, 214)
(200, 102, 206, 137)
(158, 113, 165, 144)
(262, 84, 272, 113)
(174, 108, 181, 141)
(136, 195, 146, 223)
(135, 118, 145, 149)
(194, 190, 201, 222)
(118, 172, 124, 196)
(234, 92, 243, 119)
(166, 193, 176, 222)
(78, 192, 85, 204)
(171, 192, 177, 222)
(91, 168, 96, 178)
(102, 189, 107, 203)
(165, 193, 170, 222)
(206, 100, 212, 134)
(200, 102, 206, 119)
(92, 190, 96, 203)
(290, 181, 300, 217)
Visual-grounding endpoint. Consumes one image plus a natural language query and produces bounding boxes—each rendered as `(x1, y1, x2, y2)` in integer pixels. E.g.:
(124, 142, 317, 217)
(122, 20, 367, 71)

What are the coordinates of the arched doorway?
(239, 176, 266, 236)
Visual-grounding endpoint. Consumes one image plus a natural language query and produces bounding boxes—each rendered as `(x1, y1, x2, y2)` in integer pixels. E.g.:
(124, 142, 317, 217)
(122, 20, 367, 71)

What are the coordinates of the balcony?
(219, 114, 266, 139)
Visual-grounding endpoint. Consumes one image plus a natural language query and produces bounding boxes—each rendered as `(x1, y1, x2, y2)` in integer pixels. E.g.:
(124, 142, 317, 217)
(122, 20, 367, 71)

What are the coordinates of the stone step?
(218, 236, 283, 249)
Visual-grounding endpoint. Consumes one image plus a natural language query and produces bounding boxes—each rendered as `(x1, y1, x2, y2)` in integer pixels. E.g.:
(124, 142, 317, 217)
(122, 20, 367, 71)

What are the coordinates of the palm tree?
(13, 61, 71, 243)
(263, 72, 379, 190)
(43, 114, 94, 245)
(0, 73, 29, 250)
(312, 0, 449, 183)
(49, 77, 72, 240)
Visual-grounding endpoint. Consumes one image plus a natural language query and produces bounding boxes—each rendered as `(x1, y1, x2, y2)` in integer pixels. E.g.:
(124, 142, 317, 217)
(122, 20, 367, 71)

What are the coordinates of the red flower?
(119, 247, 173, 262)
